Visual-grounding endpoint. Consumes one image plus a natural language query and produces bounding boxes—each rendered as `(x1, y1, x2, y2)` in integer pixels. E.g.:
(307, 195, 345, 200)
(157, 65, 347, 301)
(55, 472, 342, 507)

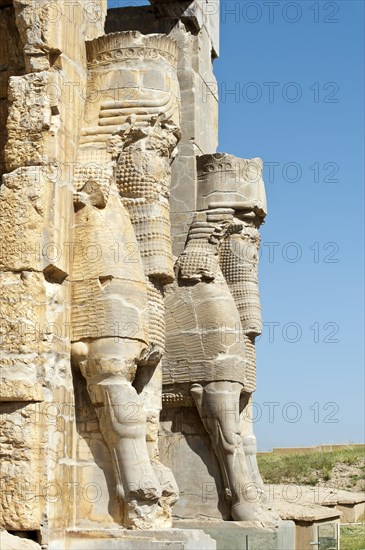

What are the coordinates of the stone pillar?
(0, 1, 107, 546)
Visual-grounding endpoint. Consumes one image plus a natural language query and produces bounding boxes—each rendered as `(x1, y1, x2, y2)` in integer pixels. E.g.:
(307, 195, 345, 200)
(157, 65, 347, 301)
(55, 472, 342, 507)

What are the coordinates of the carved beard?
(219, 229, 262, 338)
(114, 127, 176, 284)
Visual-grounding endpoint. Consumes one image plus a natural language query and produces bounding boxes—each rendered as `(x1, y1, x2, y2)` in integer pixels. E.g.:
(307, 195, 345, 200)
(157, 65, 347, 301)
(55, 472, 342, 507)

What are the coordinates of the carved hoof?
(116, 474, 162, 507)
(231, 501, 261, 522)
(126, 500, 161, 530)
(152, 461, 179, 505)
(126, 500, 172, 530)
(127, 477, 162, 502)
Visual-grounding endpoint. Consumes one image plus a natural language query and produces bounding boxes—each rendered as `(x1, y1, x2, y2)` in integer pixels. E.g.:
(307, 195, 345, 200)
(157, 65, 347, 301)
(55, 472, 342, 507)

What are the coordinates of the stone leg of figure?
(132, 359, 179, 519)
(190, 381, 262, 522)
(71, 338, 164, 529)
(240, 393, 267, 503)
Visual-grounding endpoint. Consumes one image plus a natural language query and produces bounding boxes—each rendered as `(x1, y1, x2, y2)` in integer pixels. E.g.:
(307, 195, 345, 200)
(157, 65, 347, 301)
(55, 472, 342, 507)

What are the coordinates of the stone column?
(0, 1, 107, 545)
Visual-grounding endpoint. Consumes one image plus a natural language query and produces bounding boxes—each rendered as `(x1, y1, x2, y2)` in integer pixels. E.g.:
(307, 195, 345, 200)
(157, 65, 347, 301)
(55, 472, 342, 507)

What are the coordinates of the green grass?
(340, 524, 365, 550)
(257, 446, 365, 486)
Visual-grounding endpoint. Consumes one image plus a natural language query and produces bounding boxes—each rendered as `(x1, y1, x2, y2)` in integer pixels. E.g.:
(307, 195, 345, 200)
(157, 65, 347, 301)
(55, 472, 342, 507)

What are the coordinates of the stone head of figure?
(196, 153, 267, 227)
(85, 31, 180, 145)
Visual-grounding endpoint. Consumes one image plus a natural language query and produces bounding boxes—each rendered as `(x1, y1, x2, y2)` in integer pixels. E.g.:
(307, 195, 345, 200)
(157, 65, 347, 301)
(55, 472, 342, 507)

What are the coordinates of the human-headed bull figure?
(70, 31, 181, 529)
(163, 153, 274, 523)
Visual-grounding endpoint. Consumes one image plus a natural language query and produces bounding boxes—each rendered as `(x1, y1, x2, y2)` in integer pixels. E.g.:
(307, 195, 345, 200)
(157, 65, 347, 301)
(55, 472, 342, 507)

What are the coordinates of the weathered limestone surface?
(174, 519, 296, 550)
(0, 402, 46, 530)
(105, 1, 219, 256)
(0, 530, 42, 549)
(269, 484, 365, 523)
(70, 29, 181, 530)
(52, 528, 216, 550)
(0, 2, 25, 179)
(0, 0, 107, 543)
(0, 1, 295, 549)
(160, 153, 272, 524)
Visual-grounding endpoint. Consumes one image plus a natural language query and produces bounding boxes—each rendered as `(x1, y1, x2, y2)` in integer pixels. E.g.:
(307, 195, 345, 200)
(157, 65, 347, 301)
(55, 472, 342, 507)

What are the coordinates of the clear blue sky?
(107, 1, 364, 450)
(214, 0, 364, 450)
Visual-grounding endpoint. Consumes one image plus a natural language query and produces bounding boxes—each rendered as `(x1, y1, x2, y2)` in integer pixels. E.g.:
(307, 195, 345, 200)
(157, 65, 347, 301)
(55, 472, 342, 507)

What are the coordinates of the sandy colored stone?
(268, 484, 365, 524)
(0, 164, 72, 282)
(0, 402, 46, 530)
(0, 531, 41, 550)
(0, 4, 24, 179)
(162, 162, 269, 523)
(0, 0, 289, 543)
(69, 29, 181, 530)
(0, 381, 44, 402)
(1, 1, 106, 542)
(5, 73, 52, 171)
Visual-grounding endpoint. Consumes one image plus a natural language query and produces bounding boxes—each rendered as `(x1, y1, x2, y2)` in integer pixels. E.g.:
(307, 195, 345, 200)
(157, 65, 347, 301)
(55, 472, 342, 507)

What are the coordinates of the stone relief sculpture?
(1, 2, 295, 548)
(163, 153, 270, 522)
(70, 31, 181, 529)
